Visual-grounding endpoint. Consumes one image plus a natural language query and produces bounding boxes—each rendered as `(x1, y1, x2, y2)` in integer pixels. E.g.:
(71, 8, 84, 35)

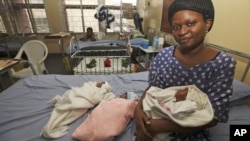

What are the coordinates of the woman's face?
(86, 29, 93, 38)
(171, 10, 212, 52)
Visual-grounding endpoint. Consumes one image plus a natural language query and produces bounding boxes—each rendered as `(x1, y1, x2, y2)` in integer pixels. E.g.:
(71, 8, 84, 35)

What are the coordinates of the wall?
(206, 0, 250, 84)
(42, 0, 67, 54)
(138, 0, 163, 34)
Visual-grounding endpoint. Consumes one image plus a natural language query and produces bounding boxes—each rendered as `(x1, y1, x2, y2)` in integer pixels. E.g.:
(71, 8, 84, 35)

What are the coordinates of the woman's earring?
(206, 30, 208, 33)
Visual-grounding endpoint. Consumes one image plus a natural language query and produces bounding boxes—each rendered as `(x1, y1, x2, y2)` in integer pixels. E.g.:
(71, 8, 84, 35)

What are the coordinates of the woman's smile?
(179, 37, 191, 44)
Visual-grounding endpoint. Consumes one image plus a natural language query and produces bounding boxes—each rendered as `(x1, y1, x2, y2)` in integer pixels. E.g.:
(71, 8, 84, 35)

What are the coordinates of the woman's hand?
(90, 35, 97, 41)
(125, 44, 133, 54)
(134, 102, 154, 141)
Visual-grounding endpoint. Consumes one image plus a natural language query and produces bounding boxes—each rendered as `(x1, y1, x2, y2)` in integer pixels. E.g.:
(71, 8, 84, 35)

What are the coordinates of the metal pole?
(80, 0, 85, 32)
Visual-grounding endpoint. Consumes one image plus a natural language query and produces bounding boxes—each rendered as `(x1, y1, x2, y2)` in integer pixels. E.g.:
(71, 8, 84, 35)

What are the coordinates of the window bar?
(80, 0, 85, 33)
(6, 0, 19, 34)
(25, 0, 37, 33)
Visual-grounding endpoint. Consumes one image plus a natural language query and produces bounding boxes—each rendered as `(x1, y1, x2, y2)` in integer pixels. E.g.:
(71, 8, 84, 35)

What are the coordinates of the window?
(82, 9, 99, 32)
(0, 0, 137, 35)
(4, 0, 50, 34)
(66, 9, 83, 32)
(32, 8, 49, 33)
(0, 16, 7, 33)
(65, 0, 136, 33)
(65, 0, 98, 33)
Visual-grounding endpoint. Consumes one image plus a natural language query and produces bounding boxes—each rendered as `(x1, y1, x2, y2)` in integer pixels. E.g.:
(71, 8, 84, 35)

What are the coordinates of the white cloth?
(41, 81, 115, 139)
(143, 85, 214, 141)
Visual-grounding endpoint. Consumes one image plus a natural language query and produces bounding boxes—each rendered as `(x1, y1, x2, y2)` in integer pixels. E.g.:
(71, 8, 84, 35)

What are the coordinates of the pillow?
(230, 80, 250, 106)
(72, 98, 137, 141)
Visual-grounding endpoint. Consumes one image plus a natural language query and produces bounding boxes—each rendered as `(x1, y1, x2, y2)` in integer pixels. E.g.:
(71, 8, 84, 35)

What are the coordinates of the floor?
(45, 53, 73, 75)
(0, 53, 72, 92)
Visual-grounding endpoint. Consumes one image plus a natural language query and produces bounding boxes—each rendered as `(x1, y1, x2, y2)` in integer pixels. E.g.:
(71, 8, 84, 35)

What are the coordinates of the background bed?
(71, 46, 131, 75)
(66, 38, 144, 55)
(0, 34, 37, 58)
(0, 71, 250, 141)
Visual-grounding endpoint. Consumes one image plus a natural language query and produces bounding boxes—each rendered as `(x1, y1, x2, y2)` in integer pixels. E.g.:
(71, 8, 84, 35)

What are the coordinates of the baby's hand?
(119, 93, 127, 99)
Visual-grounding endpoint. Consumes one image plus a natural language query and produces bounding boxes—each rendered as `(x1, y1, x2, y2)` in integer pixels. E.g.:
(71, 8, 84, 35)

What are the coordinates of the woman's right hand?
(134, 102, 153, 141)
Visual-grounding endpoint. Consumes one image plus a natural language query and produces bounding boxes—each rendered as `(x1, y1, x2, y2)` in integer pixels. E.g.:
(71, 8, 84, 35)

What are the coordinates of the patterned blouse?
(148, 46, 236, 141)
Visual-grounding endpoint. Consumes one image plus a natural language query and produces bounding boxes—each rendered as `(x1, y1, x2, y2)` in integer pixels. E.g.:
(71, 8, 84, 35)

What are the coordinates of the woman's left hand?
(134, 104, 154, 141)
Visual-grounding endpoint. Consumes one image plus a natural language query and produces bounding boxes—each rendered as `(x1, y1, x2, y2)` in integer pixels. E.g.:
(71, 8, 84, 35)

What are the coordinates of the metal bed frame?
(206, 43, 250, 82)
(0, 34, 37, 58)
(71, 46, 131, 75)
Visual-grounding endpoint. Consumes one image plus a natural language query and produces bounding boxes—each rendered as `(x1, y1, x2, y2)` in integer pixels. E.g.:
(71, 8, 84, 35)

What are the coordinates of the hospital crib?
(71, 46, 131, 75)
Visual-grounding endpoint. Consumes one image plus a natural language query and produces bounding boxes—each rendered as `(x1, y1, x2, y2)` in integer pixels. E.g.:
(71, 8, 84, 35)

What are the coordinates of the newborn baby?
(175, 88, 188, 102)
(72, 82, 138, 141)
(143, 85, 214, 141)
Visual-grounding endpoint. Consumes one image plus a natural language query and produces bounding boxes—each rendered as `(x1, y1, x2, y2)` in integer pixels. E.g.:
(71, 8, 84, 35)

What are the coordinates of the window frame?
(5, 0, 50, 34)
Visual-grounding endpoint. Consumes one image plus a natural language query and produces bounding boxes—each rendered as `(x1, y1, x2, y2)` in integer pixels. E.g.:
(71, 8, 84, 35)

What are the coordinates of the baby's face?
(96, 82, 105, 88)
(175, 88, 188, 102)
(119, 93, 127, 99)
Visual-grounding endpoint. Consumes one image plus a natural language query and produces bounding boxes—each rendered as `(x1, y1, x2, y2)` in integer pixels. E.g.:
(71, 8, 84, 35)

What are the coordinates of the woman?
(134, 0, 236, 141)
(80, 27, 97, 41)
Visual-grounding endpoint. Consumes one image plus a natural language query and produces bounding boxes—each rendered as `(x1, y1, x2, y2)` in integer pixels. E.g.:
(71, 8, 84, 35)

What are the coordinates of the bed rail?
(0, 34, 37, 57)
(206, 43, 250, 82)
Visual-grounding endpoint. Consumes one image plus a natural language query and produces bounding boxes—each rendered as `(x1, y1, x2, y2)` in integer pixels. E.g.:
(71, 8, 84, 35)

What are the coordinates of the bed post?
(241, 60, 250, 82)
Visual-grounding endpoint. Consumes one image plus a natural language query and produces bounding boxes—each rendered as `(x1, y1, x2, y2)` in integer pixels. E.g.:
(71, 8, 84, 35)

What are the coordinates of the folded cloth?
(41, 81, 115, 139)
(143, 85, 214, 141)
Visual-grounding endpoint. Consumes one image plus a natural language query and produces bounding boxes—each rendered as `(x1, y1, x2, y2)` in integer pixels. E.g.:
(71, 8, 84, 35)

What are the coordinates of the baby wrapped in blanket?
(72, 82, 138, 141)
(143, 85, 214, 141)
(41, 81, 115, 139)
(72, 84, 214, 141)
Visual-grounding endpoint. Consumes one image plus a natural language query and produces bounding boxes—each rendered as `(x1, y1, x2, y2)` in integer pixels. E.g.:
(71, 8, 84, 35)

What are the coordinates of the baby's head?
(119, 93, 128, 99)
(175, 88, 188, 102)
(119, 92, 138, 101)
(96, 81, 105, 88)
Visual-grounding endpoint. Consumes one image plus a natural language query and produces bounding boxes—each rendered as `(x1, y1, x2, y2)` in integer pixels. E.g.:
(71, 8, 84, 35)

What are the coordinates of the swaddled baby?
(72, 82, 138, 141)
(143, 85, 214, 141)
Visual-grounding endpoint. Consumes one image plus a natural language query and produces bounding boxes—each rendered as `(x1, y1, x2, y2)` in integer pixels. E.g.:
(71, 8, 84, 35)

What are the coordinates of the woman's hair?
(87, 27, 93, 32)
(168, 0, 214, 31)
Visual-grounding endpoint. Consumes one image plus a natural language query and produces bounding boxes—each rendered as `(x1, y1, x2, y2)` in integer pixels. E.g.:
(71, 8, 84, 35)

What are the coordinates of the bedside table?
(0, 59, 20, 92)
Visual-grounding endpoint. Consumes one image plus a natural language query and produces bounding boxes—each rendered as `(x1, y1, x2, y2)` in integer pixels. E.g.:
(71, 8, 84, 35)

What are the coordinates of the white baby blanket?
(143, 85, 214, 141)
(41, 81, 115, 139)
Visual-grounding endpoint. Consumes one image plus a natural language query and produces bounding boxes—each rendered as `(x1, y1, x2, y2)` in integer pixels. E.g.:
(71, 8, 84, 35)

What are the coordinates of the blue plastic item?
(152, 36, 158, 51)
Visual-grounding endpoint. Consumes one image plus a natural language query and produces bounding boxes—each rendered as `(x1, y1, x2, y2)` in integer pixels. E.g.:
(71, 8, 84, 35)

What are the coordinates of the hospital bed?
(71, 46, 132, 75)
(0, 44, 250, 141)
(67, 35, 144, 74)
(65, 37, 144, 55)
(0, 33, 37, 57)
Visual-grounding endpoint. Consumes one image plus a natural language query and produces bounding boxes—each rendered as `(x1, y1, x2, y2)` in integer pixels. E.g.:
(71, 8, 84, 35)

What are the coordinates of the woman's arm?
(90, 34, 97, 41)
(134, 85, 153, 141)
(146, 117, 218, 136)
